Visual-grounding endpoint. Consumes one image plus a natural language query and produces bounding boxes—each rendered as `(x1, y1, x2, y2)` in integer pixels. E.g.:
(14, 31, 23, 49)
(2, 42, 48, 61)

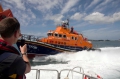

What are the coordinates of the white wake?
(26, 47, 120, 79)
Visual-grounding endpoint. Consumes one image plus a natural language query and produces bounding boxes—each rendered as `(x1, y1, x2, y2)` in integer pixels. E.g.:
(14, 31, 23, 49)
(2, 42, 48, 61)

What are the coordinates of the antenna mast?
(67, 19, 69, 29)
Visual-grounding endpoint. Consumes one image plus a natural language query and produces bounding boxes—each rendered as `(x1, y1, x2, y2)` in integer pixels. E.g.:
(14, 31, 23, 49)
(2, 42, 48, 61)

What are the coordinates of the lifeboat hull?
(16, 40, 83, 59)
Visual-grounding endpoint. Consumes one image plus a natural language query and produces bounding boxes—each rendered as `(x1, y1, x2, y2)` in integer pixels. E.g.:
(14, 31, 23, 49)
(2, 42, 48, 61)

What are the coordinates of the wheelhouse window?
(54, 33, 58, 37)
(64, 42, 66, 45)
(71, 36, 77, 40)
(71, 36, 74, 40)
(59, 34, 62, 37)
(63, 35, 66, 38)
(75, 37, 77, 40)
(47, 33, 53, 36)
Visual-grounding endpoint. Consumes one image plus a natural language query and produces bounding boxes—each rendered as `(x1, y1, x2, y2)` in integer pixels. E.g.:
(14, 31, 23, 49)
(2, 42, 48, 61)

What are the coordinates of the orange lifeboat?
(16, 19, 95, 59)
(39, 20, 93, 50)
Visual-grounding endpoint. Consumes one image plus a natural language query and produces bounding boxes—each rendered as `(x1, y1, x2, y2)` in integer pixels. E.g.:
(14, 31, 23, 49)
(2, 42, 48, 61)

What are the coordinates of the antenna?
(67, 18, 69, 29)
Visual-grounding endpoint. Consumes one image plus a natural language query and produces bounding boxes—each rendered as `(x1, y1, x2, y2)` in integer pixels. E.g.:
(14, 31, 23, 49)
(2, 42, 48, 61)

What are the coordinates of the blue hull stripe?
(16, 40, 83, 55)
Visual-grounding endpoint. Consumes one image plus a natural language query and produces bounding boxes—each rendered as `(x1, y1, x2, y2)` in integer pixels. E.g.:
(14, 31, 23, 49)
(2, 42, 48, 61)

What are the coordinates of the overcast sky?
(1, 0, 120, 40)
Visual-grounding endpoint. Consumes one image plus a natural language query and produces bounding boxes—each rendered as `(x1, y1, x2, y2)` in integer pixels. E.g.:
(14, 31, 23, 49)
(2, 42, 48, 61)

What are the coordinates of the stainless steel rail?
(27, 66, 102, 79)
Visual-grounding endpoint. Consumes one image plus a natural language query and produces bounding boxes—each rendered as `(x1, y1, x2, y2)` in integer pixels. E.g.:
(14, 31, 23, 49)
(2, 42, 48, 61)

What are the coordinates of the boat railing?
(18, 34, 92, 52)
(20, 34, 45, 42)
(19, 34, 78, 51)
(27, 66, 102, 79)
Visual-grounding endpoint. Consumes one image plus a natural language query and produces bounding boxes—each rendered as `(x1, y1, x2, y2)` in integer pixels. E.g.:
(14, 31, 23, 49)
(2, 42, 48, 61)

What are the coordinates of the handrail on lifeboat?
(20, 34, 45, 42)
(19, 34, 77, 51)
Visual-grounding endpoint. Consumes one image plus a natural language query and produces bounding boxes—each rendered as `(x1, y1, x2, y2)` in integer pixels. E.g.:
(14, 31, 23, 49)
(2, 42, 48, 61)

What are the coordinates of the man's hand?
(20, 44, 27, 54)
(20, 44, 31, 74)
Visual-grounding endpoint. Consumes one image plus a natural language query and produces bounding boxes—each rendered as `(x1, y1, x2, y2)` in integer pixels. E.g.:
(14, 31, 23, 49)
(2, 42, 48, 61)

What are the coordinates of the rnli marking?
(28, 45, 37, 49)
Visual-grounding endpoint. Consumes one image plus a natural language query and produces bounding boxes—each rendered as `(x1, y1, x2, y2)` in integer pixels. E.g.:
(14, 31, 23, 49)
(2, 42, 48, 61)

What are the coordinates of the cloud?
(82, 28, 120, 40)
(113, 12, 120, 22)
(70, 12, 84, 20)
(27, 9, 36, 19)
(84, 12, 120, 24)
(45, 14, 64, 25)
(27, 0, 63, 14)
(1, 0, 36, 27)
(4, 0, 26, 10)
(14, 9, 36, 27)
(1, 0, 120, 40)
(94, 0, 112, 12)
(85, 0, 100, 11)
(69, 7, 77, 12)
(61, 0, 79, 14)
(73, 22, 90, 28)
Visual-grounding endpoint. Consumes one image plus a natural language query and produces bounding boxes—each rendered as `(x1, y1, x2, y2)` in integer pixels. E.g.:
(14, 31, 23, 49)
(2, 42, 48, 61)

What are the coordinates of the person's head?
(0, 17, 21, 44)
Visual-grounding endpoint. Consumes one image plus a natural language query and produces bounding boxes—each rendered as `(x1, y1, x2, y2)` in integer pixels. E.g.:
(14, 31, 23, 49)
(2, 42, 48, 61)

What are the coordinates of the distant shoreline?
(88, 40, 120, 41)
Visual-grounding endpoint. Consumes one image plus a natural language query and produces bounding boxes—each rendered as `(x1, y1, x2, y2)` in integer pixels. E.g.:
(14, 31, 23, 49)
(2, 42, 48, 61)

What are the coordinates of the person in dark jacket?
(0, 17, 31, 79)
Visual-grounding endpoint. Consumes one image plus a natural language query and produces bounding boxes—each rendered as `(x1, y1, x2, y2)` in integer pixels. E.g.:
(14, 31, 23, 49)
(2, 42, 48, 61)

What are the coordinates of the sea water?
(24, 41, 120, 79)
